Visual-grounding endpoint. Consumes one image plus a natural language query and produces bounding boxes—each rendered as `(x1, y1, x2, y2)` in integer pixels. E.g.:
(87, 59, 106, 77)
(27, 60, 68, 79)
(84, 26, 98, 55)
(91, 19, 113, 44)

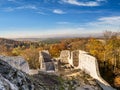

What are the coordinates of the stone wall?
(78, 51, 100, 79)
(72, 50, 79, 67)
(67, 50, 114, 90)
(60, 50, 70, 63)
(62, 50, 101, 79)
(60, 50, 105, 80)
(39, 50, 57, 72)
(0, 55, 29, 74)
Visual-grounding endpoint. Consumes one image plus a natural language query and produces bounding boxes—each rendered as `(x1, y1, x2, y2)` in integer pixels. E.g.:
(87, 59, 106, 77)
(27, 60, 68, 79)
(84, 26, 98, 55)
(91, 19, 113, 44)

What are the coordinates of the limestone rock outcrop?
(0, 57, 103, 90)
(0, 55, 29, 74)
(0, 59, 34, 90)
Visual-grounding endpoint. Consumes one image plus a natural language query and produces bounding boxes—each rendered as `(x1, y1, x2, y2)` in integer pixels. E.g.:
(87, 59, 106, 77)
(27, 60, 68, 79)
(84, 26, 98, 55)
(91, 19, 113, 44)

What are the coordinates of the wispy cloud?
(16, 5, 37, 10)
(37, 11, 46, 15)
(57, 21, 71, 24)
(3, 7, 14, 12)
(7, 0, 20, 3)
(2, 5, 37, 12)
(53, 9, 65, 14)
(72, 10, 106, 14)
(85, 16, 120, 32)
(89, 16, 120, 25)
(8, 0, 16, 2)
(96, 0, 106, 2)
(99, 16, 120, 23)
(61, 0, 106, 6)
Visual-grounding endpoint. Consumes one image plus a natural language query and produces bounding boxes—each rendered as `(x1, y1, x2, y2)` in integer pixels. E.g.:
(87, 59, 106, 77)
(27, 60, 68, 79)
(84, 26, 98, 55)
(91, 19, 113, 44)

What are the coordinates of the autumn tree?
(0, 45, 8, 55)
(11, 46, 22, 56)
(103, 31, 120, 70)
(21, 45, 40, 69)
(86, 38, 104, 62)
(49, 44, 60, 57)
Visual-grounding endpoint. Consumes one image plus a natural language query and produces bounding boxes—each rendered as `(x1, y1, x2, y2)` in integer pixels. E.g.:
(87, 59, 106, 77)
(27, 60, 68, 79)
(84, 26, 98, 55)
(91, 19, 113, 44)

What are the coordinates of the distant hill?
(0, 38, 20, 48)
(0, 38, 39, 51)
(12, 32, 104, 42)
(13, 38, 42, 42)
(13, 38, 63, 44)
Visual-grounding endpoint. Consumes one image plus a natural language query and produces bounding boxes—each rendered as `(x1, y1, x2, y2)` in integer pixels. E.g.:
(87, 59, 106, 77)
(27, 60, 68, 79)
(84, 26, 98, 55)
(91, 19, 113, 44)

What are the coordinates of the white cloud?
(57, 21, 70, 24)
(90, 16, 120, 25)
(2, 5, 37, 12)
(16, 5, 37, 10)
(99, 16, 120, 24)
(96, 0, 106, 2)
(53, 9, 65, 14)
(3, 7, 14, 12)
(8, 0, 16, 2)
(37, 11, 46, 15)
(61, 0, 106, 6)
(86, 16, 120, 32)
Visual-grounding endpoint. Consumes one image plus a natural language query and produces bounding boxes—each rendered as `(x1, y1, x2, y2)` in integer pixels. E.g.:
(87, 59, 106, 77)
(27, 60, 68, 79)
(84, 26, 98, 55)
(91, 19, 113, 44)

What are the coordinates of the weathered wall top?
(60, 50, 70, 63)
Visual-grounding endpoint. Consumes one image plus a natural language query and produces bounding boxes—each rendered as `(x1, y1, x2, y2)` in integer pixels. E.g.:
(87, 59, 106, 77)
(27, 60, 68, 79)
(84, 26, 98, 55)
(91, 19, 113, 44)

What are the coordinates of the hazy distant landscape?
(0, 31, 120, 89)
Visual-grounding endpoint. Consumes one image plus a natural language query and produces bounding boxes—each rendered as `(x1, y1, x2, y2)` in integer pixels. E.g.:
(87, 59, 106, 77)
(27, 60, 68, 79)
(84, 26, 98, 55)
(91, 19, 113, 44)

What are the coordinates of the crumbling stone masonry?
(59, 50, 70, 64)
(59, 50, 115, 90)
(39, 50, 58, 72)
(59, 50, 101, 78)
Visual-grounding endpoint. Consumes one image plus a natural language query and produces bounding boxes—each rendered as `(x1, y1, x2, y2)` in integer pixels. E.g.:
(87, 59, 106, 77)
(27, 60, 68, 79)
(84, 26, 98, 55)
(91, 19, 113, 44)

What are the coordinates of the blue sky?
(0, 0, 120, 38)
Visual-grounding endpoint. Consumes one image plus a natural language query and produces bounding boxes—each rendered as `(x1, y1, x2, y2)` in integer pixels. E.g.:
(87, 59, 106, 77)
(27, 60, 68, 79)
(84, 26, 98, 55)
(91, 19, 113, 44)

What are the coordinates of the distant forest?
(0, 31, 120, 89)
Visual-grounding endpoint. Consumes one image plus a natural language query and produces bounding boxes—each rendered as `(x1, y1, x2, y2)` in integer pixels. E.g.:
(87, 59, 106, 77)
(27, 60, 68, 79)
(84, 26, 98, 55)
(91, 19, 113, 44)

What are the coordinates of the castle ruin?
(39, 50, 115, 90)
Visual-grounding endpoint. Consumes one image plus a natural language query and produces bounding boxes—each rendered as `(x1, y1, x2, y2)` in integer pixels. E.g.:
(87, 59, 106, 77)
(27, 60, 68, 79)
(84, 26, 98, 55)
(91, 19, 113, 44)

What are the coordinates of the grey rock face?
(0, 55, 29, 74)
(0, 59, 34, 90)
(0, 74, 18, 90)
